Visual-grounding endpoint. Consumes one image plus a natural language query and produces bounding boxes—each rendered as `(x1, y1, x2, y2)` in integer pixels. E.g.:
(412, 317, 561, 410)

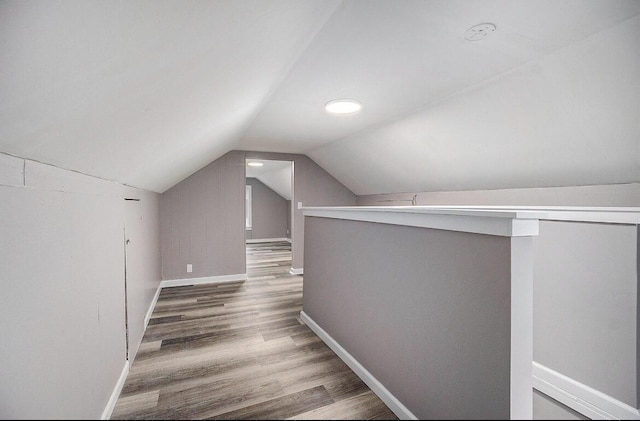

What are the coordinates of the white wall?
(310, 14, 640, 196)
(0, 153, 161, 419)
(123, 186, 161, 363)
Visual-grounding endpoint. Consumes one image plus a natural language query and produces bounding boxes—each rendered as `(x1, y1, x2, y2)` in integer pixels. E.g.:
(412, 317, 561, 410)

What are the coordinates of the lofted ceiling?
(246, 159, 292, 200)
(1, 0, 639, 194)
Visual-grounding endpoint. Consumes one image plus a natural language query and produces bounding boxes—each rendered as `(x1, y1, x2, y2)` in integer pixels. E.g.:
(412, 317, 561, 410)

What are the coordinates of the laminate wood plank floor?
(111, 241, 398, 420)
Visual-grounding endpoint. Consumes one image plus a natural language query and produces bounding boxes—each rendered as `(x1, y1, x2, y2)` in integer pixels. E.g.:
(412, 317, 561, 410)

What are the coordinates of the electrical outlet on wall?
(187, 264, 193, 273)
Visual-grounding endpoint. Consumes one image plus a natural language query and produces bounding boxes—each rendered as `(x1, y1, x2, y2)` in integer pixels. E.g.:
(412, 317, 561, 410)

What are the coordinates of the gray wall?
(302, 216, 513, 419)
(357, 183, 640, 207)
(358, 179, 640, 417)
(160, 151, 246, 280)
(246, 177, 288, 240)
(0, 153, 161, 419)
(160, 151, 355, 278)
(357, 182, 640, 418)
(533, 220, 639, 408)
(353, 185, 640, 418)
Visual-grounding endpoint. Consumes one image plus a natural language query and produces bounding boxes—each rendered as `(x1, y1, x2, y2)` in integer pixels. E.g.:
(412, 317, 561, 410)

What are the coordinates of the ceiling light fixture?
(247, 161, 263, 167)
(464, 23, 496, 41)
(325, 99, 362, 115)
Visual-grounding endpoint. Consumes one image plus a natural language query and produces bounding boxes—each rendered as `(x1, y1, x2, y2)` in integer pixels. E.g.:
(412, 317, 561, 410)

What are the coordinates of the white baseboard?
(289, 267, 303, 275)
(101, 361, 130, 420)
(246, 237, 291, 244)
(105, 283, 160, 419)
(532, 361, 640, 420)
(144, 284, 162, 329)
(160, 273, 247, 288)
(300, 311, 417, 420)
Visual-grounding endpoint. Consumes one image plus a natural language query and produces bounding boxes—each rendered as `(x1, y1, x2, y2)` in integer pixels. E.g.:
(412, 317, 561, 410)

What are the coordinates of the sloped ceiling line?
(234, 1, 344, 148)
(1, 1, 639, 195)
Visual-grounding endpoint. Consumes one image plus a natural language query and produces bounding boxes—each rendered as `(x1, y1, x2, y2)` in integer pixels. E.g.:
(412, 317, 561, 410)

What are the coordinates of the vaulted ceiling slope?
(1, 1, 639, 194)
(246, 160, 292, 200)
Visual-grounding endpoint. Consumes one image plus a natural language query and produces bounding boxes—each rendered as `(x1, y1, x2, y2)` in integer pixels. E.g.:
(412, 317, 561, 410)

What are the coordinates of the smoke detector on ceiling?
(464, 23, 496, 41)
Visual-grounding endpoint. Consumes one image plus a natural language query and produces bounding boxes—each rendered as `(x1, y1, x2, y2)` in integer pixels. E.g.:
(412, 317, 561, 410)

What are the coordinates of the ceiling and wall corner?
(245, 159, 292, 200)
(1, 1, 639, 195)
(308, 10, 640, 195)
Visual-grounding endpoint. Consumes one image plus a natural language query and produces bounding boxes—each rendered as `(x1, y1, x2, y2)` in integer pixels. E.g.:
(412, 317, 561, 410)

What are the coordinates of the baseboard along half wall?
(160, 273, 248, 288)
(300, 311, 417, 420)
(532, 361, 640, 420)
(289, 267, 303, 275)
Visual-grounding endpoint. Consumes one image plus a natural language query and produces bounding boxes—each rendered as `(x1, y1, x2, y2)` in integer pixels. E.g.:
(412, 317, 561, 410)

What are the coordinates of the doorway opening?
(244, 158, 294, 271)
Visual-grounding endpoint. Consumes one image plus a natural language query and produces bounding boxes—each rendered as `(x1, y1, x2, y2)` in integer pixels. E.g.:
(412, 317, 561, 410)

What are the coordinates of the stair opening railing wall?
(300, 205, 640, 420)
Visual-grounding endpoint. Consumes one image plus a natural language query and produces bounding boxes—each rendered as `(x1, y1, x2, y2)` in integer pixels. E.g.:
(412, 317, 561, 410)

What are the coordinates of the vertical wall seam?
(23, 158, 26, 186)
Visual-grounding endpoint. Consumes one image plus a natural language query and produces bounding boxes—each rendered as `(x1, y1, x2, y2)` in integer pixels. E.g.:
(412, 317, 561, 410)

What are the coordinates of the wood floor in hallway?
(111, 240, 398, 420)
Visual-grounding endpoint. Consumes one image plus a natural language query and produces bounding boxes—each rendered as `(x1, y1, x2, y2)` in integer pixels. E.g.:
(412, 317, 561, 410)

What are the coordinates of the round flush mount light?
(464, 23, 496, 41)
(325, 99, 362, 115)
(247, 161, 263, 167)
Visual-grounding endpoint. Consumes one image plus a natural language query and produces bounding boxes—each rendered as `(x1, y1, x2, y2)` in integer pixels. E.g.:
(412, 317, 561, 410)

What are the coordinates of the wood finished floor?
(111, 241, 398, 420)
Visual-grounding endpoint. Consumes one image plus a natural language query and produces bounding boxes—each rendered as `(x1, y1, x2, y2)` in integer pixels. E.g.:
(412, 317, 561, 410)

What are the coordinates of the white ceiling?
(246, 159, 292, 200)
(1, 1, 639, 194)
